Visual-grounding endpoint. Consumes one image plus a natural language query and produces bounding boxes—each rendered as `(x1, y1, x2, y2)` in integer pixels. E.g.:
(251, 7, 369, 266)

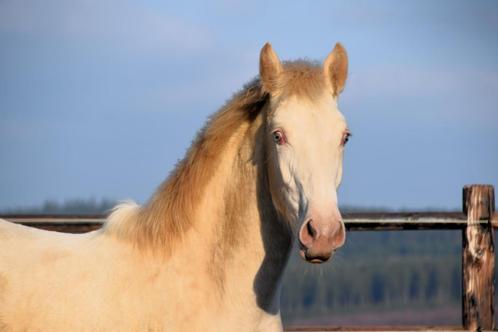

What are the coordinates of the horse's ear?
(323, 43, 348, 97)
(259, 43, 282, 93)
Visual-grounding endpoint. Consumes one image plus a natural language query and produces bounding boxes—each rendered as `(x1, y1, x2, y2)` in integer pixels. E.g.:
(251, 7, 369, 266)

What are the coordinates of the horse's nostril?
(306, 219, 317, 239)
(299, 219, 320, 249)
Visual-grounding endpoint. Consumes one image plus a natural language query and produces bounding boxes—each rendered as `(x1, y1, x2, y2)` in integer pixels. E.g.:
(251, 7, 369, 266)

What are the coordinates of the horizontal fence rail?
(2, 212, 498, 232)
(1, 184, 496, 331)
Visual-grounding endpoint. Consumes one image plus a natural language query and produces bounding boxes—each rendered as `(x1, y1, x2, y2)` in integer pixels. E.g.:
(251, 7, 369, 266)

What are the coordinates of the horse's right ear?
(259, 43, 282, 93)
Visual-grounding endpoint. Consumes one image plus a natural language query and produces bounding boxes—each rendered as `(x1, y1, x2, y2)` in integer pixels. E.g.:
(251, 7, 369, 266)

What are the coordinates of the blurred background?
(1, 0, 497, 326)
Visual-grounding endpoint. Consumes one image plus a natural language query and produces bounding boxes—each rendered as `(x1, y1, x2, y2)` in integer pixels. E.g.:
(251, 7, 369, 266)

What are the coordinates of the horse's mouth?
(298, 244, 333, 264)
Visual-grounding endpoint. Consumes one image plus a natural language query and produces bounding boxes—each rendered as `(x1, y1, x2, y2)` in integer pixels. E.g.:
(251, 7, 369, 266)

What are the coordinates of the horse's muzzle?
(298, 218, 346, 263)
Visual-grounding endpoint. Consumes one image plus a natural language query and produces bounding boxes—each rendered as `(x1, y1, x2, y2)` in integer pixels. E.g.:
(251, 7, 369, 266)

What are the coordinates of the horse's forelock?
(277, 61, 327, 100)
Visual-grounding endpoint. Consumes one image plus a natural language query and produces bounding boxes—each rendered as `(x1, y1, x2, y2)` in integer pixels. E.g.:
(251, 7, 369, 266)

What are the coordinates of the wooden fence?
(2, 184, 497, 331)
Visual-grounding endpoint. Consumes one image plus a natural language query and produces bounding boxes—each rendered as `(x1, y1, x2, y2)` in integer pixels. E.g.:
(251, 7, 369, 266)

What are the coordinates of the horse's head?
(261, 43, 349, 264)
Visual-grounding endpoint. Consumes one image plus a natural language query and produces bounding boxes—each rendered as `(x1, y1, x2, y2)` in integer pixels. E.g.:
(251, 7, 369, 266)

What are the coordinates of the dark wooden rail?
(1, 184, 496, 331)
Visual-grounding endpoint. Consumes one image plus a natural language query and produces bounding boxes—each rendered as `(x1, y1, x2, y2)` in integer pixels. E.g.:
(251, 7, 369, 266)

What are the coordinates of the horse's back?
(0, 216, 173, 331)
(0, 217, 44, 238)
(0, 217, 99, 287)
(0, 218, 109, 331)
(0, 217, 87, 240)
(0, 218, 94, 265)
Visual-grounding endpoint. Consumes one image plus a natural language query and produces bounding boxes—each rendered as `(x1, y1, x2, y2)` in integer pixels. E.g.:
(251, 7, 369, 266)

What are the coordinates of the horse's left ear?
(323, 43, 348, 97)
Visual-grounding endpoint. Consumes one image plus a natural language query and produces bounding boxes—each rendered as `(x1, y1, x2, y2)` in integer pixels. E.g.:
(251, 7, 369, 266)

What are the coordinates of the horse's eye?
(272, 129, 286, 145)
(342, 132, 351, 146)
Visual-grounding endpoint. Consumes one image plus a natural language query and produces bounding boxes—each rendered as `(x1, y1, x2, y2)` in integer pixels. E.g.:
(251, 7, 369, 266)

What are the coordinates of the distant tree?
(370, 273, 385, 304)
(409, 271, 420, 301)
(425, 268, 439, 301)
(1, 198, 117, 215)
(302, 281, 317, 309)
(450, 266, 461, 301)
(338, 286, 352, 306)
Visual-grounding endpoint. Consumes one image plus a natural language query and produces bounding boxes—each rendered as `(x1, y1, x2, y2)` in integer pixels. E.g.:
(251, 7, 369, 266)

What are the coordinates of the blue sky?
(1, 0, 497, 210)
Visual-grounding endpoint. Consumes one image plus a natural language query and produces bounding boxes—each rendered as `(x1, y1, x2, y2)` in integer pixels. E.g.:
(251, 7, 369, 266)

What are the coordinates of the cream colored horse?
(0, 42, 350, 332)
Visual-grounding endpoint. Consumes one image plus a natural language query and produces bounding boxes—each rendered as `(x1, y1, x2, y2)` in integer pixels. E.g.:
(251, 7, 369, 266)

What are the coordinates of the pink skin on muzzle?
(297, 208, 346, 263)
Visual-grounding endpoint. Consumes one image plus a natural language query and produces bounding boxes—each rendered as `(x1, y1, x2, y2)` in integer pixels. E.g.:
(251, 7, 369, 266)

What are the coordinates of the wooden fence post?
(462, 184, 495, 330)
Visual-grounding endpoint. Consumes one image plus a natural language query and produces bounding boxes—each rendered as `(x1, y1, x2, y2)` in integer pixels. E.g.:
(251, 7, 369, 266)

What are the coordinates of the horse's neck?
(178, 113, 293, 312)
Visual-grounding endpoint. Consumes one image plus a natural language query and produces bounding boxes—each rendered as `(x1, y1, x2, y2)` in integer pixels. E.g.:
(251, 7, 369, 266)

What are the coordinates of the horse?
(0, 42, 350, 332)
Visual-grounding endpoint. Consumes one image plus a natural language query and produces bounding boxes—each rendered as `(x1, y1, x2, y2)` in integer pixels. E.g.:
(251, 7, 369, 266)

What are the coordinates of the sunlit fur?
(104, 79, 267, 255)
(0, 43, 348, 331)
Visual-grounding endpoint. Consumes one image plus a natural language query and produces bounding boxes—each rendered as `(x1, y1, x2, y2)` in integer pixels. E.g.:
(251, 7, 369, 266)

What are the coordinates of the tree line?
(280, 231, 465, 323)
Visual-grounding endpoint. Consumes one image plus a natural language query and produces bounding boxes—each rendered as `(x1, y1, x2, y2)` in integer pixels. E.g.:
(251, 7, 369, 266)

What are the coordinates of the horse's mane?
(104, 78, 267, 251)
(104, 61, 326, 252)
